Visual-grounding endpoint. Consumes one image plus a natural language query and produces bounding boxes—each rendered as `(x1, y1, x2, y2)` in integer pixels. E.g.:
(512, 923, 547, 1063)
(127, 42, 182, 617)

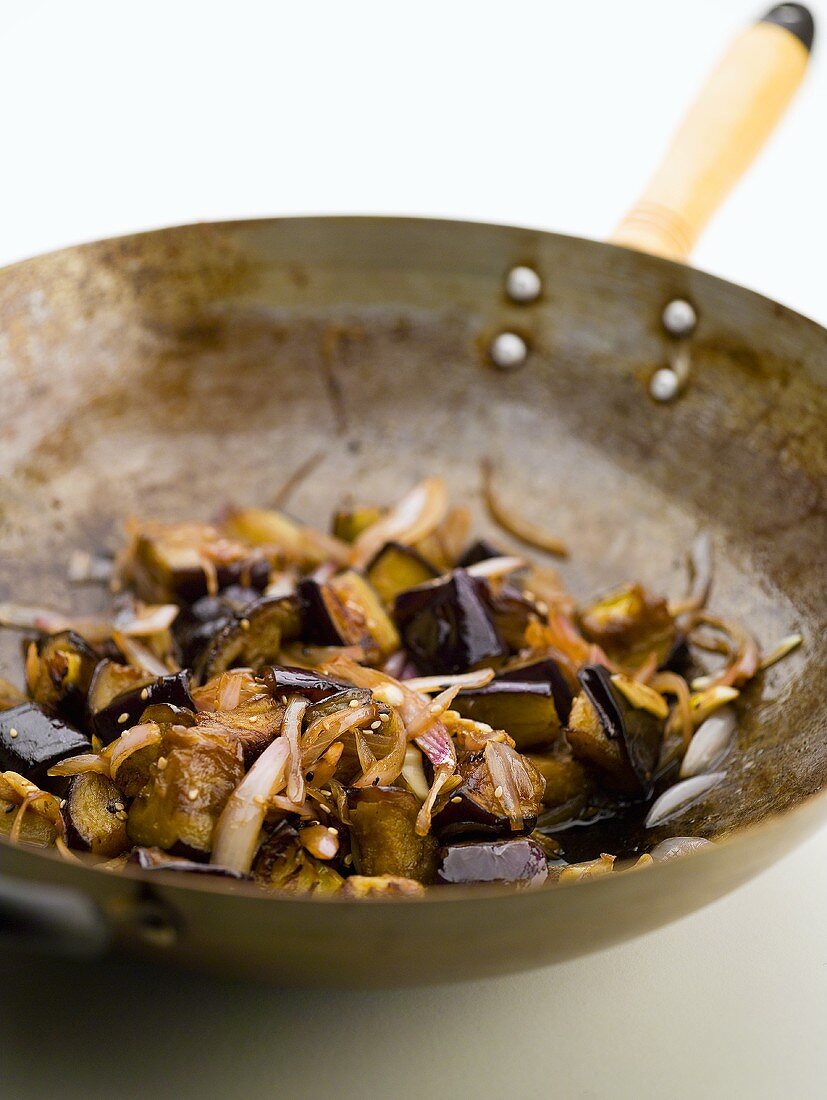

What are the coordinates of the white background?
(2, 2, 826, 1097)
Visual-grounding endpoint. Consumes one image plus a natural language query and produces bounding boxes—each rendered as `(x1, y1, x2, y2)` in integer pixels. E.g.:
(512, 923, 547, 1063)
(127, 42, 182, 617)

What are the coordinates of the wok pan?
(0, 4, 824, 984)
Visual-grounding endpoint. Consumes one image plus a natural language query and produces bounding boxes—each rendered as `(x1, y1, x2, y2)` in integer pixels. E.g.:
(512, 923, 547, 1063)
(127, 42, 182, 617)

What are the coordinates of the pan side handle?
(610, 4, 814, 262)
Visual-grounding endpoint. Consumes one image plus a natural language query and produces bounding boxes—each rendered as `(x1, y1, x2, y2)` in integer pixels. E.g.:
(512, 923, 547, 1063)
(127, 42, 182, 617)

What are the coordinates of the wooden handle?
(611, 4, 815, 261)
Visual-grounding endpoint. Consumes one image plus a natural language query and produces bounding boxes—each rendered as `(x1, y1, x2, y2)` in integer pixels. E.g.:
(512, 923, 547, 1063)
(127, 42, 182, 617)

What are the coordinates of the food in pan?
(0, 476, 801, 896)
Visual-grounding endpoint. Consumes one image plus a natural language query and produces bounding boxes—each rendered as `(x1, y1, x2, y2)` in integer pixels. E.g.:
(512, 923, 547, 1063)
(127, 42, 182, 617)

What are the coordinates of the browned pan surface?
(0, 217, 824, 980)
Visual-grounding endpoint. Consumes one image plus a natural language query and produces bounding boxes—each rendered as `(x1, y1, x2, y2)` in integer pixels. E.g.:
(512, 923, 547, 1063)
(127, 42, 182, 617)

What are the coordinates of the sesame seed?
(140, 688, 150, 701)
(59, 799, 67, 809)
(379, 712, 390, 722)
(248, 715, 259, 723)
(240, 618, 251, 631)
(8, 728, 18, 739)
(348, 699, 360, 708)
(494, 785, 504, 798)
(344, 854, 353, 866)
(327, 826, 338, 834)
(370, 720, 381, 730)
(116, 810, 129, 821)
(187, 788, 198, 801)
(281, 695, 288, 705)
(117, 712, 129, 724)
(113, 802, 125, 812)
(451, 795, 462, 804)
(156, 756, 167, 770)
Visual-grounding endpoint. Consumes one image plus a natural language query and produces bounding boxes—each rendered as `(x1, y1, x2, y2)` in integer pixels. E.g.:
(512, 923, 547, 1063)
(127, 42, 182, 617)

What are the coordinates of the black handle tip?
(761, 4, 815, 51)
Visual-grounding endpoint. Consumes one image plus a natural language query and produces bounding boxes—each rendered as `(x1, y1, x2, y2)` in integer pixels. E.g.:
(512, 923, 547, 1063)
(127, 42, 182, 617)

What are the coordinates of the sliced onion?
(759, 632, 803, 671)
(106, 722, 163, 778)
(650, 836, 714, 862)
(689, 685, 739, 728)
(401, 744, 430, 800)
(670, 533, 713, 616)
(465, 556, 527, 580)
(112, 631, 171, 677)
(301, 704, 376, 769)
(404, 668, 495, 693)
(191, 668, 262, 713)
(484, 740, 534, 824)
(481, 460, 568, 558)
(300, 823, 339, 860)
(350, 478, 449, 568)
(47, 753, 110, 778)
(405, 685, 462, 739)
(0, 602, 112, 642)
(415, 763, 455, 836)
(353, 708, 409, 788)
(645, 772, 726, 828)
(283, 695, 309, 804)
(116, 603, 180, 636)
(679, 707, 737, 778)
(211, 737, 291, 873)
(651, 671, 693, 748)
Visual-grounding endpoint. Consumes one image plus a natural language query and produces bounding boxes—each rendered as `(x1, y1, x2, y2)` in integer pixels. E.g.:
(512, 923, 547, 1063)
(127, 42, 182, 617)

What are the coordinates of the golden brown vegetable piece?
(348, 786, 439, 883)
(526, 750, 592, 808)
(196, 694, 286, 767)
(578, 583, 678, 667)
(253, 826, 344, 894)
(63, 773, 131, 857)
(340, 874, 425, 898)
(0, 798, 58, 846)
(196, 595, 302, 682)
(332, 505, 385, 544)
(87, 660, 154, 716)
(329, 570, 400, 657)
(25, 631, 100, 723)
(123, 520, 270, 603)
(127, 727, 244, 856)
(365, 542, 438, 606)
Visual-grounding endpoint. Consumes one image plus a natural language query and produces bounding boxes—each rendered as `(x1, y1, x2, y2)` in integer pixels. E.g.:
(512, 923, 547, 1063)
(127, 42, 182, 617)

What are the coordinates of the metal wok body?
(0, 216, 824, 984)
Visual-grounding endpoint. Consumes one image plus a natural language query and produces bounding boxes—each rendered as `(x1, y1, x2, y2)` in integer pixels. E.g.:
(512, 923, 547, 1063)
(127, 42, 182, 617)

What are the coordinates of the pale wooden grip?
(611, 20, 810, 261)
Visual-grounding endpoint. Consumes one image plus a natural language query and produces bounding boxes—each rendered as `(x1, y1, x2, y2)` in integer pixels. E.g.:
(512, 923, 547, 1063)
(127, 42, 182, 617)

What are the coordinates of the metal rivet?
(650, 367, 680, 402)
(662, 298, 697, 337)
(505, 266, 542, 303)
(489, 332, 528, 370)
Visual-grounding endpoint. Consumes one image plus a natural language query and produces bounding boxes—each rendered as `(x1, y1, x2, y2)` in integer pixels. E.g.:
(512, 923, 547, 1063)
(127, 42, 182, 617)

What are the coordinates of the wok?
(0, 4, 824, 984)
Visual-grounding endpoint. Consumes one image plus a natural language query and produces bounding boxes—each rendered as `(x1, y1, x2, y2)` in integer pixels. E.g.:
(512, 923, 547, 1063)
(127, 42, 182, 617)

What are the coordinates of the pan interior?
(0, 217, 824, 846)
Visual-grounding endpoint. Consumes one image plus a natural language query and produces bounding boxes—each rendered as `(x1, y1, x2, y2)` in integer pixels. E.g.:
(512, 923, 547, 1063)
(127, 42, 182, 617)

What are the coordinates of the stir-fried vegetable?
(0, 477, 794, 896)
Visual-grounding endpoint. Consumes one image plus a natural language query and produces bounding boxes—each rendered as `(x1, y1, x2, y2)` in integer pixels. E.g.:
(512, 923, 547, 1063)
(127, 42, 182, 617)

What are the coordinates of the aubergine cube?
(456, 539, 504, 568)
(393, 570, 507, 675)
(331, 505, 385, 544)
(261, 664, 352, 703)
(25, 630, 100, 724)
(348, 786, 438, 884)
(87, 660, 154, 717)
(498, 657, 575, 724)
(486, 583, 543, 651)
(453, 681, 560, 750)
(329, 570, 400, 657)
(131, 846, 247, 879)
(63, 773, 130, 857)
(567, 664, 663, 793)
(127, 726, 244, 858)
(253, 823, 344, 894)
(436, 837, 548, 886)
(127, 522, 270, 604)
(0, 703, 91, 783)
(434, 747, 543, 839)
(195, 594, 302, 682)
(297, 578, 366, 648)
(365, 542, 438, 606)
(577, 583, 678, 667)
(92, 671, 194, 745)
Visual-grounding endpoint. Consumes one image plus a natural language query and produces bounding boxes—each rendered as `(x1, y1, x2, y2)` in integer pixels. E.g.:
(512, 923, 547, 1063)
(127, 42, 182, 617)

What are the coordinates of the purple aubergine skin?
(91, 671, 194, 745)
(453, 678, 562, 749)
(30, 630, 101, 726)
(578, 664, 662, 790)
(393, 570, 508, 675)
(297, 578, 351, 646)
(173, 585, 261, 666)
(433, 753, 538, 840)
(165, 556, 270, 605)
(436, 837, 548, 886)
(0, 702, 91, 783)
(497, 657, 574, 724)
(261, 664, 353, 703)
